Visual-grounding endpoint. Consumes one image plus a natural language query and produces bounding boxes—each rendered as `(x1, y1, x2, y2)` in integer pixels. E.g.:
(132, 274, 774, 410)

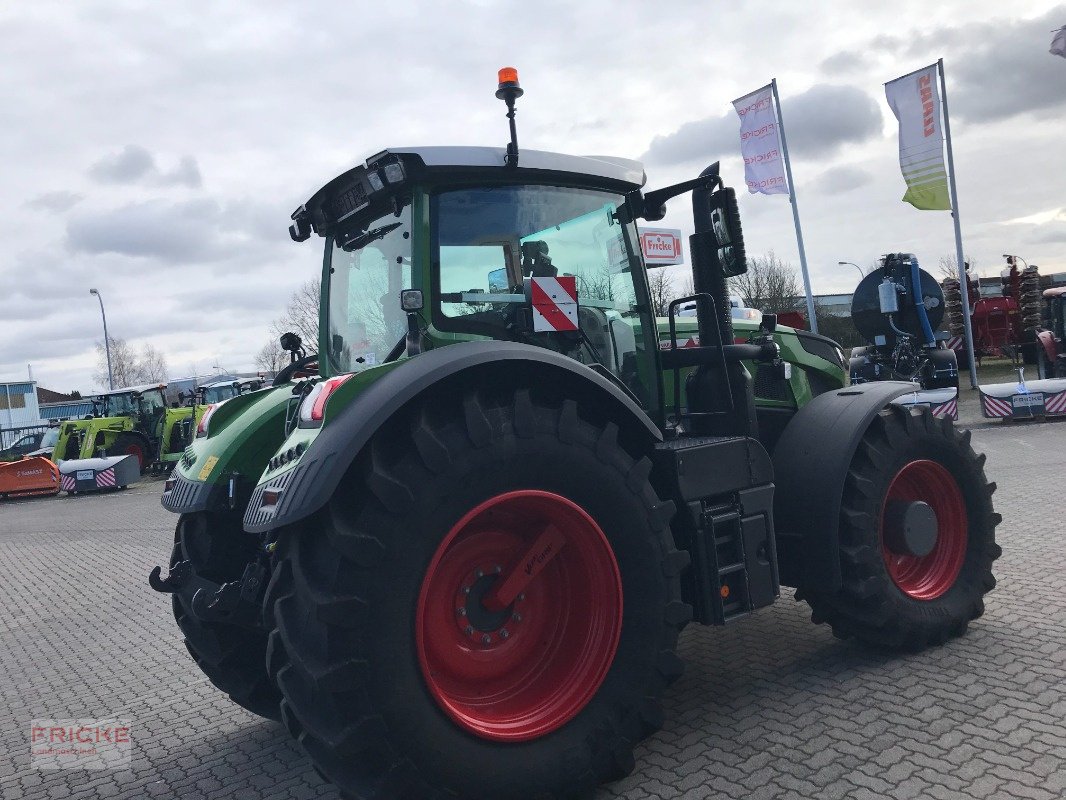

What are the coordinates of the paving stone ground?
(0, 422, 1063, 800)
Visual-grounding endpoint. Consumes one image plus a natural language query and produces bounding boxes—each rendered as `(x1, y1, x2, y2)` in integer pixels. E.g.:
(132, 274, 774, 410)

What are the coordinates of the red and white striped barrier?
(57, 455, 140, 493)
(530, 276, 578, 332)
(979, 376, 1066, 419)
(891, 387, 959, 421)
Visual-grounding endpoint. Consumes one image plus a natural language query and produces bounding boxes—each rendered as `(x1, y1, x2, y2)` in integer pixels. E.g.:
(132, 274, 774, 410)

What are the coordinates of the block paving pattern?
(0, 423, 1063, 799)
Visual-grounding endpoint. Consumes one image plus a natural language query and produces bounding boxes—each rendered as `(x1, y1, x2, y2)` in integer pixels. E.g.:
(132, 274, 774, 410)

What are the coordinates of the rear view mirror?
(487, 268, 509, 293)
(708, 187, 746, 277)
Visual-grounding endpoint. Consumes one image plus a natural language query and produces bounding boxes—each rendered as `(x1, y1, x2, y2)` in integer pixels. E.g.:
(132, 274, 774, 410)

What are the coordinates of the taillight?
(299, 375, 353, 425)
(196, 403, 221, 438)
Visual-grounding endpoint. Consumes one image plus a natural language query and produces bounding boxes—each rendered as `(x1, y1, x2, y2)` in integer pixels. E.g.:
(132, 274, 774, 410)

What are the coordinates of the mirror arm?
(639, 165, 722, 221)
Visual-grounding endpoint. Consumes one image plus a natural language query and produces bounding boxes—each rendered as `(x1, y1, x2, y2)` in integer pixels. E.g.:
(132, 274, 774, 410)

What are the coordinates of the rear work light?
(299, 375, 354, 425)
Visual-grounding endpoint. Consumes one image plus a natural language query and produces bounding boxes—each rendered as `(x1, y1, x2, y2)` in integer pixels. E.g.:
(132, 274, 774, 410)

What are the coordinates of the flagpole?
(938, 58, 978, 389)
(771, 78, 818, 333)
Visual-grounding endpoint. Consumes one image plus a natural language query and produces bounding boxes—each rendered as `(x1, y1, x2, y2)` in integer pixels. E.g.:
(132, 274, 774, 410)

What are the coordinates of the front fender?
(160, 386, 293, 514)
(244, 341, 662, 533)
(772, 381, 916, 590)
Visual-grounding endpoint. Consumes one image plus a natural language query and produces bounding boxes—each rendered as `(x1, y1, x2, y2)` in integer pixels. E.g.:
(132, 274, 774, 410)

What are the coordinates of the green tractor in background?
(158, 377, 265, 468)
(150, 72, 999, 800)
(54, 383, 168, 472)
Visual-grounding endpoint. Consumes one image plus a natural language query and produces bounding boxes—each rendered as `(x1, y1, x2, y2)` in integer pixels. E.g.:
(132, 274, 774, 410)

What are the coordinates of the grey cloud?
(25, 190, 84, 212)
(819, 51, 869, 74)
(66, 198, 223, 261)
(89, 144, 156, 183)
(808, 165, 875, 195)
(1029, 222, 1066, 245)
(88, 145, 202, 188)
(781, 85, 882, 158)
(870, 9, 1066, 123)
(643, 83, 882, 167)
(642, 114, 738, 167)
(158, 155, 202, 188)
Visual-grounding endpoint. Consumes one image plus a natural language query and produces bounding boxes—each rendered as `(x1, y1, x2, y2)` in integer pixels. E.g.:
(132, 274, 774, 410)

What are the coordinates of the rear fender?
(1037, 329, 1057, 363)
(772, 381, 915, 590)
(244, 341, 662, 533)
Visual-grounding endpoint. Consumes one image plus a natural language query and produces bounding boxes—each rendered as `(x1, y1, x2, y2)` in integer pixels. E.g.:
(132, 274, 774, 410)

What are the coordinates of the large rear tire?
(265, 389, 690, 799)
(800, 405, 1001, 650)
(170, 513, 281, 720)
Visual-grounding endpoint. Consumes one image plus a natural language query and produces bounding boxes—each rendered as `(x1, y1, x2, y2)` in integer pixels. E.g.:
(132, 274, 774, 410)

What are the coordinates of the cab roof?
(102, 383, 165, 396)
(291, 146, 646, 239)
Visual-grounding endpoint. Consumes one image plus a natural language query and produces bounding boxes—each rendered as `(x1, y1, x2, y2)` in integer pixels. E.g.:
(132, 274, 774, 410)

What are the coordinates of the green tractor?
(54, 383, 167, 472)
(151, 73, 1000, 800)
(158, 378, 265, 468)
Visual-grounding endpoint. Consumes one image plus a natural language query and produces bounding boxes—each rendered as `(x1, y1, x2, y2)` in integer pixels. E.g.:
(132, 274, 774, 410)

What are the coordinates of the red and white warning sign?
(530, 276, 579, 332)
(639, 227, 684, 266)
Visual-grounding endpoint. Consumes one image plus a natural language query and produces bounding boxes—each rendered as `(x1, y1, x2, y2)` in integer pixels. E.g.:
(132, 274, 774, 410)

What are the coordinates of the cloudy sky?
(3, 1, 1064, 393)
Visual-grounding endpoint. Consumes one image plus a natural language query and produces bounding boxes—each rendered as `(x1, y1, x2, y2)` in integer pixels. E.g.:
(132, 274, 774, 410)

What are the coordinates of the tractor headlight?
(299, 374, 354, 426)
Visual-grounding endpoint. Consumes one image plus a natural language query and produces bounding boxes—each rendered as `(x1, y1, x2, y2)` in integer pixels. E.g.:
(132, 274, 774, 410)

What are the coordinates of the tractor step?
(651, 435, 779, 626)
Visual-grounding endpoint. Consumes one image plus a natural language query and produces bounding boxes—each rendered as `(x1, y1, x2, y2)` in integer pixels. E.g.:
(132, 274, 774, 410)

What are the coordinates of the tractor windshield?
(201, 384, 238, 404)
(325, 204, 413, 372)
(102, 393, 138, 416)
(431, 184, 657, 408)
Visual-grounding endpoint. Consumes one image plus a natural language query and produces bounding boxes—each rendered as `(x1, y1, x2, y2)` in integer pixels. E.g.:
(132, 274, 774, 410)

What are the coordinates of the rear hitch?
(148, 561, 191, 593)
(190, 560, 268, 627)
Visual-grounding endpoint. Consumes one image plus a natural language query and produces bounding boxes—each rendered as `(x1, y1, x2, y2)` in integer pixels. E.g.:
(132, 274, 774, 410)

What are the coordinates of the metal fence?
(1, 423, 53, 453)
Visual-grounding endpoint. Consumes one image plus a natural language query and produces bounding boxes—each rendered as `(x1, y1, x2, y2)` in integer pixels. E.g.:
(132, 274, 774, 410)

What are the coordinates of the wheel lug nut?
(516, 593, 525, 601)
(493, 564, 502, 573)
(465, 625, 474, 635)
(462, 586, 471, 594)
(512, 612, 522, 622)
(481, 634, 492, 645)
(500, 629, 509, 639)
(475, 569, 484, 578)
(457, 608, 467, 616)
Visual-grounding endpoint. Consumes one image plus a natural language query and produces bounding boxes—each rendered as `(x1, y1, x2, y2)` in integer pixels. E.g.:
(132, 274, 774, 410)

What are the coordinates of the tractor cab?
(100, 384, 167, 434)
(292, 147, 757, 436)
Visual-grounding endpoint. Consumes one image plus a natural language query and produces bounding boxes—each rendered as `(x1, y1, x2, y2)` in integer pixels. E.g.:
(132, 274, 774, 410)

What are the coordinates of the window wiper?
(341, 222, 403, 252)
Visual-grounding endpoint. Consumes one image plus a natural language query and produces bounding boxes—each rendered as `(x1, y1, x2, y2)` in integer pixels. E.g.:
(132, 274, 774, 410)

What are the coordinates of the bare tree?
(937, 254, 977, 281)
(93, 337, 170, 388)
(729, 250, 802, 313)
(140, 343, 170, 383)
(269, 278, 320, 348)
(646, 268, 675, 316)
(255, 337, 288, 374)
(94, 337, 139, 388)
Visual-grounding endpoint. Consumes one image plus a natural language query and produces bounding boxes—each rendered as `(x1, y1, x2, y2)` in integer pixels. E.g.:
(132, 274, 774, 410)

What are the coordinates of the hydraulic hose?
(910, 258, 936, 348)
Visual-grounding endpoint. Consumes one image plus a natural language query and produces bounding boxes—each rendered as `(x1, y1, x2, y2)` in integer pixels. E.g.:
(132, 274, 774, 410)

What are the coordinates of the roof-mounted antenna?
(495, 67, 523, 167)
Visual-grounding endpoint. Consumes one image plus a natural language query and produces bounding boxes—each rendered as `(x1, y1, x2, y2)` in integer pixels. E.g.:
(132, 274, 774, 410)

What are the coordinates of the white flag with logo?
(733, 85, 788, 196)
(1052, 26, 1066, 58)
(885, 64, 950, 211)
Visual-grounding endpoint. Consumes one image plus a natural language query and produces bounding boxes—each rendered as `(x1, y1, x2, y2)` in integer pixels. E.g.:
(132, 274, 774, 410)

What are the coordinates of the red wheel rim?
(880, 460, 967, 600)
(416, 490, 623, 742)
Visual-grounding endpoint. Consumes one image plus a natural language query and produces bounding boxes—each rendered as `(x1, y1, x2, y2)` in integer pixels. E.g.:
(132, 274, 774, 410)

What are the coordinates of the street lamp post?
(89, 288, 113, 390)
(837, 261, 865, 283)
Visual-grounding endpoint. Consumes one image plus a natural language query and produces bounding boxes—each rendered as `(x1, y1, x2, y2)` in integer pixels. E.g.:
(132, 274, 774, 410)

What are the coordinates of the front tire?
(170, 513, 281, 720)
(266, 389, 690, 799)
(801, 406, 1001, 650)
(111, 433, 148, 473)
